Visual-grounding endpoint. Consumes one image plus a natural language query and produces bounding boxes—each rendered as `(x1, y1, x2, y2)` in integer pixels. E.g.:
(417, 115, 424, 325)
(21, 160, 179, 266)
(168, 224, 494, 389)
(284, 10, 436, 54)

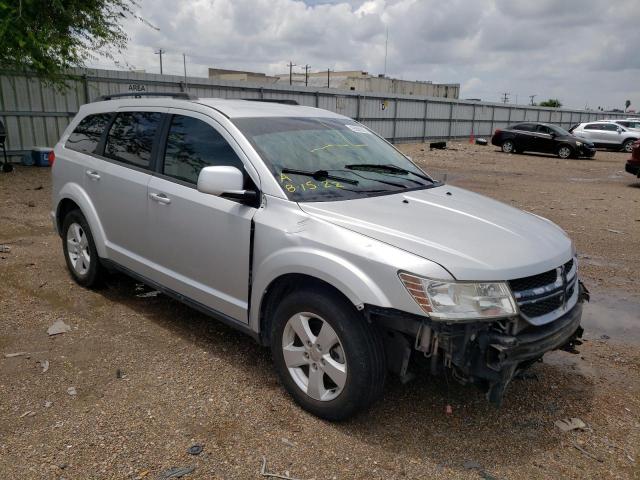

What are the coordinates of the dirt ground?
(1, 143, 639, 480)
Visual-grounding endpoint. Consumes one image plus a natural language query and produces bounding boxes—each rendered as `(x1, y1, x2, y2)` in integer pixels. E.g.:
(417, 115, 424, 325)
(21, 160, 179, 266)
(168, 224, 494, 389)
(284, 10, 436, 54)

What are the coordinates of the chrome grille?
(508, 257, 578, 325)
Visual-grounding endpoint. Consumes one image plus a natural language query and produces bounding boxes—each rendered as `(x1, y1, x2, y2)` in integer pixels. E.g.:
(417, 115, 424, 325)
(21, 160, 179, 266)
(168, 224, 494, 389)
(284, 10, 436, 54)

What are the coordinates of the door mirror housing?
(617, 127, 623, 133)
(197, 166, 258, 204)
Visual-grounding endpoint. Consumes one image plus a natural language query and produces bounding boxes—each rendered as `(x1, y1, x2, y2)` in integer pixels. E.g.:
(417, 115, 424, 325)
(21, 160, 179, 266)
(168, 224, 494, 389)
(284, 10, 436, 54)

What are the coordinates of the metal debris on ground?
(136, 291, 160, 298)
(4, 352, 28, 358)
(606, 229, 625, 234)
(157, 466, 195, 479)
(0, 245, 10, 253)
(19, 410, 36, 418)
(67, 386, 77, 396)
(39, 359, 49, 373)
(555, 417, 587, 433)
(47, 320, 71, 336)
(260, 457, 303, 480)
(186, 444, 203, 456)
(116, 368, 124, 379)
(571, 440, 604, 463)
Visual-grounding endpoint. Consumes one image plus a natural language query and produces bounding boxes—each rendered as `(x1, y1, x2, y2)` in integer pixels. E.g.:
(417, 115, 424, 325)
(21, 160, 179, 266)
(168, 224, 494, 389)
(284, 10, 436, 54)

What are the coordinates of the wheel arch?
(55, 183, 107, 257)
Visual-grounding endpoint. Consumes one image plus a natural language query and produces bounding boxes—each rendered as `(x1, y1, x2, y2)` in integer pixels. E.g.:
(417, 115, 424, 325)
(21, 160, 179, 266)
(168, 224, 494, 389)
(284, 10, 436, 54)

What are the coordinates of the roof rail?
(94, 92, 198, 102)
(243, 98, 299, 106)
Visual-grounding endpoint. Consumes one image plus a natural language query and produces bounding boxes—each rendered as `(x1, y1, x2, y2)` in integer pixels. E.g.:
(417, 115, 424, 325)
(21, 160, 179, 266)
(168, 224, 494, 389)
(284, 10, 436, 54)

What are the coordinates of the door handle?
(85, 170, 101, 181)
(149, 192, 171, 205)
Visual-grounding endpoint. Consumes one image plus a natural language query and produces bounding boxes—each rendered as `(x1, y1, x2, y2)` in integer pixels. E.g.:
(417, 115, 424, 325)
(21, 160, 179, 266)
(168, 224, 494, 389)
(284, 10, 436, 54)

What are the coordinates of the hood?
(562, 134, 593, 146)
(299, 186, 573, 281)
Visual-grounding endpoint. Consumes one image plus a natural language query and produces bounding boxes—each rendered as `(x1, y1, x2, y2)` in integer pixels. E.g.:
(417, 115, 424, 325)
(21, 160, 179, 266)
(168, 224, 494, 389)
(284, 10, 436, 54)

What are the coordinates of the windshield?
(232, 116, 438, 202)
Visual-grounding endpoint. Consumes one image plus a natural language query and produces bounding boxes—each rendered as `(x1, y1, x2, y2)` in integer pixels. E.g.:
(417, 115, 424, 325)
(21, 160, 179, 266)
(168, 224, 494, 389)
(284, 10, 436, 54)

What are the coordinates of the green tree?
(625, 99, 631, 111)
(538, 99, 563, 108)
(0, 0, 137, 85)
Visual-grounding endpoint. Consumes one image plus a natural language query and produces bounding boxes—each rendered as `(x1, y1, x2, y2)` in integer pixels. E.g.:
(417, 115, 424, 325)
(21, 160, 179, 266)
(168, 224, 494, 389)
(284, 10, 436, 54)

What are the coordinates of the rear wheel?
(270, 286, 386, 421)
(557, 145, 573, 159)
(501, 140, 515, 153)
(62, 210, 104, 288)
(623, 139, 636, 153)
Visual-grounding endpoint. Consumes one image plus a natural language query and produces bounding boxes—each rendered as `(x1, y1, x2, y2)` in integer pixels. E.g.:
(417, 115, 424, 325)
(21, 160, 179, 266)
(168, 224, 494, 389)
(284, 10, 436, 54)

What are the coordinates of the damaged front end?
(366, 262, 589, 406)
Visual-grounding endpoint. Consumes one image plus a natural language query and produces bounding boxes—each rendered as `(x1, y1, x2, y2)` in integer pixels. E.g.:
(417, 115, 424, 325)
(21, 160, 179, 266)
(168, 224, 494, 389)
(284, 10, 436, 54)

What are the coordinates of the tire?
(501, 139, 515, 154)
(270, 286, 386, 421)
(623, 139, 636, 153)
(557, 145, 573, 159)
(61, 209, 104, 288)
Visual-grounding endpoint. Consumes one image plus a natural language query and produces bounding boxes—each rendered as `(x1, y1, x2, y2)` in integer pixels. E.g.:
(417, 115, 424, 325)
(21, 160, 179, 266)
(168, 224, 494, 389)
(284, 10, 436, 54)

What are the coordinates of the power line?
(303, 64, 310, 86)
(154, 49, 165, 74)
(529, 94, 537, 106)
(501, 92, 510, 104)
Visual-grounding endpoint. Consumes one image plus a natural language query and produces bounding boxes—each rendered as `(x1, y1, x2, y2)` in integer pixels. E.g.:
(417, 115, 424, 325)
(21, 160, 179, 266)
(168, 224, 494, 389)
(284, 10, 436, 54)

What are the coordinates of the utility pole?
(529, 94, 537, 106)
(304, 64, 310, 86)
(155, 49, 165, 75)
(182, 53, 188, 89)
(288, 61, 296, 86)
(327, 68, 331, 88)
(383, 27, 388, 76)
(501, 92, 510, 104)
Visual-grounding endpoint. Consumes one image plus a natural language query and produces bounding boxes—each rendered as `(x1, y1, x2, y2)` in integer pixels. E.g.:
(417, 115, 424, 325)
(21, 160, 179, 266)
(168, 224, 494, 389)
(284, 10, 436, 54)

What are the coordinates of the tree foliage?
(0, 0, 136, 84)
(625, 99, 631, 111)
(538, 99, 563, 108)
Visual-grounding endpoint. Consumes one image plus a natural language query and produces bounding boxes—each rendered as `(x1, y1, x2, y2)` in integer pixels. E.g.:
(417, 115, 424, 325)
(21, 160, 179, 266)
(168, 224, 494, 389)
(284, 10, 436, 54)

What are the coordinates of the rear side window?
(601, 124, 619, 131)
(584, 124, 601, 130)
(66, 113, 112, 154)
(512, 123, 534, 131)
(163, 115, 244, 184)
(536, 125, 552, 134)
(104, 112, 163, 168)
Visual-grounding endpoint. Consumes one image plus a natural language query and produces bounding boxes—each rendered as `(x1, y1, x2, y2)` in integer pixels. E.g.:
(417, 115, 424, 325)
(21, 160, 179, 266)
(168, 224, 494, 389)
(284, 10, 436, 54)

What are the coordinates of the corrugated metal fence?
(0, 68, 627, 161)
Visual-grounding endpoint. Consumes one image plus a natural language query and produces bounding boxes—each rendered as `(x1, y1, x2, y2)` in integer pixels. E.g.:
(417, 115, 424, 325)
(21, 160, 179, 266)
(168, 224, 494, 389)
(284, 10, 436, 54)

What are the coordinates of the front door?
(146, 111, 258, 322)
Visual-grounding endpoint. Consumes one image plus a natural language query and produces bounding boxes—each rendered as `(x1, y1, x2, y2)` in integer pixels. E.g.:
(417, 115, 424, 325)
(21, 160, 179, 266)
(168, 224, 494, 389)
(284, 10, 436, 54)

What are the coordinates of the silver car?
(571, 121, 639, 152)
(51, 93, 586, 420)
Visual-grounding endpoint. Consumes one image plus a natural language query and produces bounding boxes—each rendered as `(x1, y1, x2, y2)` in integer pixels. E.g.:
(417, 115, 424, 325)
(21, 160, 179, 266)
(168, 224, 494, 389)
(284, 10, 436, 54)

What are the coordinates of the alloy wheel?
(281, 312, 347, 401)
(66, 222, 90, 276)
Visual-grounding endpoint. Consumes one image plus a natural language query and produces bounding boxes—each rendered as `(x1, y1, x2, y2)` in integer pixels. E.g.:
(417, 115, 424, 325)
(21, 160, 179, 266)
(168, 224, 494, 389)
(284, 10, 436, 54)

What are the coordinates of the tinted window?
(512, 123, 534, 131)
(66, 114, 112, 154)
(105, 112, 162, 168)
(601, 123, 619, 131)
(163, 115, 244, 184)
(536, 125, 553, 134)
(584, 124, 601, 130)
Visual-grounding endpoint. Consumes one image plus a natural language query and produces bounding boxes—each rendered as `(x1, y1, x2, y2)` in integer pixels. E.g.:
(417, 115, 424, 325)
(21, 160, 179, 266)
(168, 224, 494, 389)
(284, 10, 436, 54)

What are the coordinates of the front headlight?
(575, 141, 583, 147)
(399, 272, 517, 320)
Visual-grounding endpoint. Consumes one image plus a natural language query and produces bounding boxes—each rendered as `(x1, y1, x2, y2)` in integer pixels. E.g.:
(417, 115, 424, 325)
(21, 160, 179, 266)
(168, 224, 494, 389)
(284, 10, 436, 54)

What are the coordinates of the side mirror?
(617, 127, 623, 133)
(197, 166, 258, 204)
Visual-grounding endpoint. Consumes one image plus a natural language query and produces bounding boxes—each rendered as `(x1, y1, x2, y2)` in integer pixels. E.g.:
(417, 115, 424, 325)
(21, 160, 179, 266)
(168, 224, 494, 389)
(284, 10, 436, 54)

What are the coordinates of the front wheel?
(270, 287, 386, 421)
(623, 139, 636, 153)
(557, 145, 573, 159)
(501, 139, 515, 153)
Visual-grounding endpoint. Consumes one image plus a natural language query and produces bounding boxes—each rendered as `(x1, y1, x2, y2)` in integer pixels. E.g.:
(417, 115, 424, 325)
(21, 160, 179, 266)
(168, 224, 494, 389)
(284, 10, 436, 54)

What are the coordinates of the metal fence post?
(315, 91, 319, 108)
(471, 103, 476, 137)
(392, 99, 399, 142)
(356, 95, 361, 122)
(536, 108, 540, 122)
(82, 74, 90, 104)
(422, 99, 429, 142)
(447, 102, 454, 139)
(489, 105, 495, 135)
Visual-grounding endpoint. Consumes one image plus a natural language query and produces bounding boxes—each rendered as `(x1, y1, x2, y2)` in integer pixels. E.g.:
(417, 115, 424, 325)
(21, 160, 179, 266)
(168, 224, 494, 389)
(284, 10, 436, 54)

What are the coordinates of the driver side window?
(163, 115, 244, 184)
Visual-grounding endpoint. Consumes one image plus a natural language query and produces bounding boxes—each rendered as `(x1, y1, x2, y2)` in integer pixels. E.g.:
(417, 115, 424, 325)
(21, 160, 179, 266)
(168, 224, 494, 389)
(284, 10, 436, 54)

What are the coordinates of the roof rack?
(243, 98, 299, 106)
(94, 92, 198, 102)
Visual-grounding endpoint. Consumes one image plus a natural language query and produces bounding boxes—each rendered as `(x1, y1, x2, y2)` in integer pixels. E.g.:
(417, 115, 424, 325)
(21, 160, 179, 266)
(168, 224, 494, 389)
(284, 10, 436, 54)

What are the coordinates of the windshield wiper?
(281, 168, 359, 185)
(344, 163, 434, 183)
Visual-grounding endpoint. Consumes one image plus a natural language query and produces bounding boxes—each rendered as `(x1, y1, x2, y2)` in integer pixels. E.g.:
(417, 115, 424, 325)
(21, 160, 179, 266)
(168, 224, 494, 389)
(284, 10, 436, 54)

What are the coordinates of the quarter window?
(163, 115, 244, 184)
(65, 113, 112, 154)
(104, 112, 162, 168)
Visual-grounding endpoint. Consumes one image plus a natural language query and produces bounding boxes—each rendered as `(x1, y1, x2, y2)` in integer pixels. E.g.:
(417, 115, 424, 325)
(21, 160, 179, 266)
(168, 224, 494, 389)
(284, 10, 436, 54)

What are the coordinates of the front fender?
(56, 182, 108, 258)
(249, 247, 390, 332)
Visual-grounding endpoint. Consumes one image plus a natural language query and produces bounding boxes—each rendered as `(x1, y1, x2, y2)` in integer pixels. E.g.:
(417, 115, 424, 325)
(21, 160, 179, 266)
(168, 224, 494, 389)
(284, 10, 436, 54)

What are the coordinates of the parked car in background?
(625, 140, 640, 177)
(491, 122, 596, 159)
(50, 93, 586, 420)
(570, 121, 639, 153)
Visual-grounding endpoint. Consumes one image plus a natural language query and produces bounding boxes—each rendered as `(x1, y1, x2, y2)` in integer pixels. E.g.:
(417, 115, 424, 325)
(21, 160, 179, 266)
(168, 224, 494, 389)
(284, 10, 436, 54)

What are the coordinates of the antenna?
(154, 49, 165, 74)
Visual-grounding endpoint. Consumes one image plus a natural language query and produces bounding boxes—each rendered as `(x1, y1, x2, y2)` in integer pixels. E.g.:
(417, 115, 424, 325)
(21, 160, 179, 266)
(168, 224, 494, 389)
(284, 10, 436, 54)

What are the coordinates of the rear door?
(513, 123, 537, 151)
(145, 110, 259, 321)
(90, 109, 166, 272)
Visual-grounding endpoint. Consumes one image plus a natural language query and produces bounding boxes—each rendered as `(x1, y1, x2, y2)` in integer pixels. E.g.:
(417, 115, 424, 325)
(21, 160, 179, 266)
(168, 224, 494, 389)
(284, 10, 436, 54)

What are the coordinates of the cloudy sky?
(91, 0, 640, 110)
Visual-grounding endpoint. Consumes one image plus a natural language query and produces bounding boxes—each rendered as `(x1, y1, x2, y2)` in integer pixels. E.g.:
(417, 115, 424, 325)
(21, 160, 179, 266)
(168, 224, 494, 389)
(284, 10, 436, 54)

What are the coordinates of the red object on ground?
(469, 133, 475, 144)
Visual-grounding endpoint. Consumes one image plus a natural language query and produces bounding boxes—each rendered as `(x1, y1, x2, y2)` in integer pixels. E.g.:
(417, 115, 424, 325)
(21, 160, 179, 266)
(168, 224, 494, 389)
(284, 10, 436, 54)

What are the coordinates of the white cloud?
(99, 0, 640, 110)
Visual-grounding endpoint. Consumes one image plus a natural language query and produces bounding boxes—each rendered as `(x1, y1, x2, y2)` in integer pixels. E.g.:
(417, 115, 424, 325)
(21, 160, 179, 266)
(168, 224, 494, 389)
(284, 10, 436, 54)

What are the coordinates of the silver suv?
(51, 93, 586, 420)
(571, 121, 639, 152)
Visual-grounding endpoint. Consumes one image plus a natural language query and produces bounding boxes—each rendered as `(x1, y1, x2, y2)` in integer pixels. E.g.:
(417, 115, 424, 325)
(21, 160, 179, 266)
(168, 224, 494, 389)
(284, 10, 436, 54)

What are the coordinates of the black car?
(491, 122, 596, 159)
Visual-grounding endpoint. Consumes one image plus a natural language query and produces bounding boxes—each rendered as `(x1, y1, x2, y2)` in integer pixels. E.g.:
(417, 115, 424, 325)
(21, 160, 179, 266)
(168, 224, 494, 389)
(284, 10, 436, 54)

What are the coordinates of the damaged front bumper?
(366, 282, 588, 406)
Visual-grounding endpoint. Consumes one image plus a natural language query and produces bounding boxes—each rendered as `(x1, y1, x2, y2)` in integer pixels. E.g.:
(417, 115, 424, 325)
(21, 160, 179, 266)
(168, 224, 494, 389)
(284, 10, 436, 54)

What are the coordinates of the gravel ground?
(1, 144, 639, 479)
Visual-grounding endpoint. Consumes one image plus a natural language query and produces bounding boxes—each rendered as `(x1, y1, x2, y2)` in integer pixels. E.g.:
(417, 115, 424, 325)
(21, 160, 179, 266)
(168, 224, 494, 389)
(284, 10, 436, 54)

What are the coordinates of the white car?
(50, 92, 587, 420)
(570, 121, 639, 152)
